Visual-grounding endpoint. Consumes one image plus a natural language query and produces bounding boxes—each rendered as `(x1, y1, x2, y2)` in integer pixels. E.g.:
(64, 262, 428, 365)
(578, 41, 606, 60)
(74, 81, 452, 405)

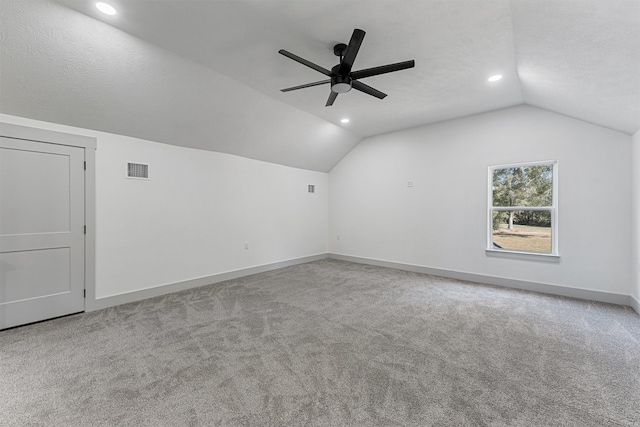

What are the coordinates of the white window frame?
(486, 160, 559, 260)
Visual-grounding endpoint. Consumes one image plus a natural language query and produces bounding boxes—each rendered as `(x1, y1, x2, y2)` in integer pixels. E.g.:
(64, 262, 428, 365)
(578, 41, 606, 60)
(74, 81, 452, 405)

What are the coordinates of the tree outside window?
(489, 162, 557, 255)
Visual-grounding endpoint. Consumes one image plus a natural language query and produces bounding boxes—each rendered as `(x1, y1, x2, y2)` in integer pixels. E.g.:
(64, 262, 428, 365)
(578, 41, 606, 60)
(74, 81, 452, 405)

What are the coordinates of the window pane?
(492, 165, 553, 207)
(492, 210, 552, 253)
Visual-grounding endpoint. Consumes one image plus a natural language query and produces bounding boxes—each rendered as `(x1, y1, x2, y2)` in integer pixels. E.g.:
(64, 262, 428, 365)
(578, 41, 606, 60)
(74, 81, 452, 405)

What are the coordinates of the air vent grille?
(127, 162, 149, 179)
(308, 185, 315, 193)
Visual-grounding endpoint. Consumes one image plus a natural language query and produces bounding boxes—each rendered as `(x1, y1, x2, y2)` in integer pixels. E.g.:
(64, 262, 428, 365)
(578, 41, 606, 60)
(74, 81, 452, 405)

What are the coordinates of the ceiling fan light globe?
(332, 83, 351, 93)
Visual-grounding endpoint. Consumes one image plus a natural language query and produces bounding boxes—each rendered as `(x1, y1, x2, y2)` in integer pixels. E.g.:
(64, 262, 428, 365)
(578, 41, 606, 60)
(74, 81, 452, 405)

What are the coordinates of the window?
(488, 161, 558, 256)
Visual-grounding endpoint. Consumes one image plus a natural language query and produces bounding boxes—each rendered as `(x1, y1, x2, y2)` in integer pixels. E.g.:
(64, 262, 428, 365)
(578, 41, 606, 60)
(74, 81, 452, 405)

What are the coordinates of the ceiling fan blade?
(350, 60, 415, 80)
(338, 29, 365, 75)
(281, 79, 331, 92)
(326, 91, 338, 106)
(352, 80, 387, 99)
(279, 50, 331, 76)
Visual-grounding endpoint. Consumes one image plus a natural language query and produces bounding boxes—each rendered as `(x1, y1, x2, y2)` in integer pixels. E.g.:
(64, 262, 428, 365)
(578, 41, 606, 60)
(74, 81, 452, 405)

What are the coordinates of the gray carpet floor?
(1, 259, 639, 426)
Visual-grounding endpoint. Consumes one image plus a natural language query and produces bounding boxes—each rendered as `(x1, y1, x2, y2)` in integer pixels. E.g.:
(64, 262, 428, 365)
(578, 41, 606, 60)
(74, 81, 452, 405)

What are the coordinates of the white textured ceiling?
(1, 0, 639, 171)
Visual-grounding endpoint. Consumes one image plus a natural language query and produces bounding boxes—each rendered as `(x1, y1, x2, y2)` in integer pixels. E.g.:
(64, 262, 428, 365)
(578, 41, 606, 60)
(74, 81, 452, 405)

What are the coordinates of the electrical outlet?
(244, 242, 249, 250)
(407, 181, 414, 187)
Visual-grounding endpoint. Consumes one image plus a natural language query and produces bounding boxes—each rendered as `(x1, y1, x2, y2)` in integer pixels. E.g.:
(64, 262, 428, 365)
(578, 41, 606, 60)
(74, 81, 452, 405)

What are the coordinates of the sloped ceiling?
(1, 0, 639, 172)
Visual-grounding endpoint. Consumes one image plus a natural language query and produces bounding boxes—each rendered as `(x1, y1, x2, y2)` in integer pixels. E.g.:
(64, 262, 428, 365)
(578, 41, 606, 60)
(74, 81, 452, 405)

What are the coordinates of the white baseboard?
(86, 254, 329, 311)
(329, 253, 635, 308)
(631, 295, 640, 315)
(86, 252, 639, 316)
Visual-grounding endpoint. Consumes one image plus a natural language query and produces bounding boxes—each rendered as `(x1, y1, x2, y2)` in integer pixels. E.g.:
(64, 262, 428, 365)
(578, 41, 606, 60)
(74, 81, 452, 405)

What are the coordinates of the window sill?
(485, 249, 560, 263)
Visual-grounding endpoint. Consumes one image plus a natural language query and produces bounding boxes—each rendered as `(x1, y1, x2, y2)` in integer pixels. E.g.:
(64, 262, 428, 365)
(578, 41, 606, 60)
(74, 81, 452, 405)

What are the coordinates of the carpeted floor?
(1, 259, 639, 426)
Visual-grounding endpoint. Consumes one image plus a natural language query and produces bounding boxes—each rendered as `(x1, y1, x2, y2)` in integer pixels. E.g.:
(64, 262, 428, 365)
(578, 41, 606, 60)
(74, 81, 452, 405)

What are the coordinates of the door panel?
(0, 148, 70, 234)
(0, 137, 85, 329)
(0, 248, 70, 302)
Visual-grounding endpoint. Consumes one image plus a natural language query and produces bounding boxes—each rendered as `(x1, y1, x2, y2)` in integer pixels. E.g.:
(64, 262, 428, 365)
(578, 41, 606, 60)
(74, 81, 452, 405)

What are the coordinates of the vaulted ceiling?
(1, 0, 639, 171)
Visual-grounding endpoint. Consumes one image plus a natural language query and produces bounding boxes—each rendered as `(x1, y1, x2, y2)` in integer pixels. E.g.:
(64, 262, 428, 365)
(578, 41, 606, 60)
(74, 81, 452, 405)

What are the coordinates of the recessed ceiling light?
(488, 74, 503, 82)
(341, 118, 350, 124)
(96, 2, 116, 15)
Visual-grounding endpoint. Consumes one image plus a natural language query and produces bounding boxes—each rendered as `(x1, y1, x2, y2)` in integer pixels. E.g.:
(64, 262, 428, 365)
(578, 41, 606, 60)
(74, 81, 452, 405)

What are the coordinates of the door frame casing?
(0, 122, 97, 312)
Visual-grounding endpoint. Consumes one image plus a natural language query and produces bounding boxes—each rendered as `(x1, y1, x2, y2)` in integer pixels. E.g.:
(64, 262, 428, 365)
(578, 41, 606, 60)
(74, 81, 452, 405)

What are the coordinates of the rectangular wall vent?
(126, 162, 149, 179)
(308, 184, 315, 193)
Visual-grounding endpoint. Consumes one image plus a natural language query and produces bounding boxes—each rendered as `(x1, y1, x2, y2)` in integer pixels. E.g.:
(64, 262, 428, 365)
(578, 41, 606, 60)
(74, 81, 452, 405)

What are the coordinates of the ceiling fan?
(279, 29, 415, 106)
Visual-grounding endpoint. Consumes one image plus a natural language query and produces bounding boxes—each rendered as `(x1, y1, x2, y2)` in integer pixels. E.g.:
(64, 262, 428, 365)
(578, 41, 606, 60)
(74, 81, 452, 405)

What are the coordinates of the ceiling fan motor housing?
(331, 74, 352, 93)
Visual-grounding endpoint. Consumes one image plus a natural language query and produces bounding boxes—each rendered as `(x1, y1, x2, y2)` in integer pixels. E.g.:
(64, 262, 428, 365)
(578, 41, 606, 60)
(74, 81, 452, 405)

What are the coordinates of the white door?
(0, 137, 85, 329)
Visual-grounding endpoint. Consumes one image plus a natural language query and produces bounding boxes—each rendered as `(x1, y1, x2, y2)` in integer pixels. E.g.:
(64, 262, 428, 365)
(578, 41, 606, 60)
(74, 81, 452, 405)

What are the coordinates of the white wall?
(0, 114, 328, 300)
(632, 129, 640, 305)
(94, 134, 328, 299)
(329, 105, 632, 296)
